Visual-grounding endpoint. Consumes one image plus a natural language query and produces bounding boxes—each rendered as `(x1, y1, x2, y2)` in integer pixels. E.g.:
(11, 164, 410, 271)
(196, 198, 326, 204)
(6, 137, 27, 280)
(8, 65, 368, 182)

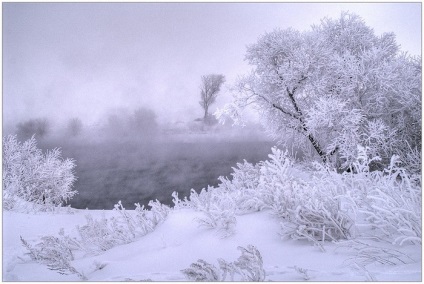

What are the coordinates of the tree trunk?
(307, 133, 328, 163)
(204, 106, 208, 120)
(285, 88, 329, 163)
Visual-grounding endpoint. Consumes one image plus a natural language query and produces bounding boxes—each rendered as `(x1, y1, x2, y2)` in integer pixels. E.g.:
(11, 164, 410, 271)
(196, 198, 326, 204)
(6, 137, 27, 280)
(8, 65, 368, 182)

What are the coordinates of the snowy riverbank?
(3, 207, 421, 281)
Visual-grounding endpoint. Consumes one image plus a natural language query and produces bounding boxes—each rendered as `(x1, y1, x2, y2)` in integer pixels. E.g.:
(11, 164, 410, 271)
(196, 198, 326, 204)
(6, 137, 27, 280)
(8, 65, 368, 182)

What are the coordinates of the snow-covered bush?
(78, 200, 171, 254)
(188, 187, 237, 238)
(279, 181, 354, 251)
(171, 191, 192, 209)
(354, 156, 421, 245)
(77, 214, 120, 253)
(183, 145, 419, 249)
(223, 148, 354, 246)
(181, 259, 221, 281)
(258, 148, 297, 218)
(295, 146, 422, 247)
(283, 146, 421, 247)
(176, 187, 238, 238)
(3, 135, 77, 211)
(260, 146, 421, 247)
(217, 160, 264, 214)
(21, 200, 171, 278)
(396, 143, 421, 181)
(20, 229, 86, 280)
(337, 240, 415, 281)
(232, 245, 266, 281)
(148, 199, 171, 226)
(132, 202, 157, 234)
(182, 245, 265, 281)
(179, 147, 355, 244)
(277, 171, 353, 249)
(197, 208, 237, 239)
(339, 240, 414, 267)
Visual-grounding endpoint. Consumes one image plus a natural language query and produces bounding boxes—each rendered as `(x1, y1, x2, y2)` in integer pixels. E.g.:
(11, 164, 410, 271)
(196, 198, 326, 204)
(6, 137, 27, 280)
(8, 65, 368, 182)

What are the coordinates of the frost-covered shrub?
(279, 181, 354, 250)
(21, 200, 171, 278)
(186, 187, 214, 211)
(133, 202, 157, 234)
(20, 229, 86, 280)
(218, 160, 264, 214)
(112, 200, 170, 239)
(3, 135, 77, 211)
(179, 144, 420, 248)
(182, 245, 265, 282)
(232, 245, 266, 281)
(396, 143, 421, 181)
(181, 259, 221, 281)
(244, 148, 354, 246)
(275, 145, 421, 247)
(339, 240, 414, 267)
(113, 201, 138, 239)
(182, 147, 355, 243)
(258, 148, 296, 218)
(189, 187, 237, 238)
(78, 200, 171, 254)
(337, 240, 415, 281)
(356, 156, 421, 245)
(148, 199, 171, 226)
(171, 191, 192, 209)
(196, 207, 237, 238)
(310, 146, 422, 246)
(77, 214, 119, 253)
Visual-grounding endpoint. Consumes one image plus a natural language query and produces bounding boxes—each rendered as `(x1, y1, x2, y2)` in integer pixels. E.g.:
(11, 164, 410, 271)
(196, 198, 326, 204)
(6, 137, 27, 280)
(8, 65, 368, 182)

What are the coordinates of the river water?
(40, 136, 274, 209)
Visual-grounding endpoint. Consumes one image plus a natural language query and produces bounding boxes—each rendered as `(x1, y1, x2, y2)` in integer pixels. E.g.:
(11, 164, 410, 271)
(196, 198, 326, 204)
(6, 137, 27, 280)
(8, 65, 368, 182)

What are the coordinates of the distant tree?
(199, 74, 225, 123)
(102, 107, 158, 138)
(217, 12, 421, 169)
(16, 118, 50, 141)
(105, 111, 126, 136)
(67, 118, 83, 137)
(129, 107, 158, 133)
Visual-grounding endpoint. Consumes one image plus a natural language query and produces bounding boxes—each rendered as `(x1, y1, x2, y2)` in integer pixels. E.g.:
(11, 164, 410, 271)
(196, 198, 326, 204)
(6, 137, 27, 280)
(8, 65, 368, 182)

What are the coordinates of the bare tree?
(199, 74, 225, 122)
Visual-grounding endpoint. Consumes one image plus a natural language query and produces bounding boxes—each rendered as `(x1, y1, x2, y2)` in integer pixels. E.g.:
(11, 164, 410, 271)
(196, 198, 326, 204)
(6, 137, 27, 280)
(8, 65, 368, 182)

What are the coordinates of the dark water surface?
(39, 137, 274, 209)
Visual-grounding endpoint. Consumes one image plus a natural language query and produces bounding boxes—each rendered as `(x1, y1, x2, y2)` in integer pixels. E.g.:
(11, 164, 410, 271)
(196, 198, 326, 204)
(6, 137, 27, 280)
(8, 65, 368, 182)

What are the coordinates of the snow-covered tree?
(3, 135, 77, 210)
(199, 74, 225, 123)
(217, 12, 421, 169)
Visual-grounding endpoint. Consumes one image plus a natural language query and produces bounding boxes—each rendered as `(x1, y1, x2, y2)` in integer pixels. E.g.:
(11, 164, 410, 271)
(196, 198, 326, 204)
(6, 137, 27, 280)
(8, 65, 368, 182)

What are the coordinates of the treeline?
(11, 106, 159, 142)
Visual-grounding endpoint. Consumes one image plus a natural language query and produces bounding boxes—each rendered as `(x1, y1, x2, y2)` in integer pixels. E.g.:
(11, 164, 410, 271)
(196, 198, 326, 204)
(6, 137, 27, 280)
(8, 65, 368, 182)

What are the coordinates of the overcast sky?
(3, 2, 421, 129)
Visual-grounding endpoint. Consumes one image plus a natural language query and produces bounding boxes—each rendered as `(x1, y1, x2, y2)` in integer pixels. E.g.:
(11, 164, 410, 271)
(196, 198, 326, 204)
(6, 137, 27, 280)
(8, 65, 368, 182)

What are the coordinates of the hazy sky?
(3, 2, 421, 129)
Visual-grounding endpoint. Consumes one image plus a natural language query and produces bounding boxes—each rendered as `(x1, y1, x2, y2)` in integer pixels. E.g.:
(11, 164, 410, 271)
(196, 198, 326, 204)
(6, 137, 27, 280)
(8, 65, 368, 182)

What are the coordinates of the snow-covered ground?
(3, 207, 421, 281)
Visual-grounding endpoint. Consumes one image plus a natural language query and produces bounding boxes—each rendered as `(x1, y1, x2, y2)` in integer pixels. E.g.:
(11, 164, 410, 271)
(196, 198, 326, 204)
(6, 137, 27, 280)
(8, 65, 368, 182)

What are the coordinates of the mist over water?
(38, 131, 274, 210)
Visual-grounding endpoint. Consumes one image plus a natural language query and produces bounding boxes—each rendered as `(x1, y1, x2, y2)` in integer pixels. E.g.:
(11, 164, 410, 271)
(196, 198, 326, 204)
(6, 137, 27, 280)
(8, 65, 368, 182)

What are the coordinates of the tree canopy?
(199, 74, 225, 122)
(218, 12, 421, 169)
